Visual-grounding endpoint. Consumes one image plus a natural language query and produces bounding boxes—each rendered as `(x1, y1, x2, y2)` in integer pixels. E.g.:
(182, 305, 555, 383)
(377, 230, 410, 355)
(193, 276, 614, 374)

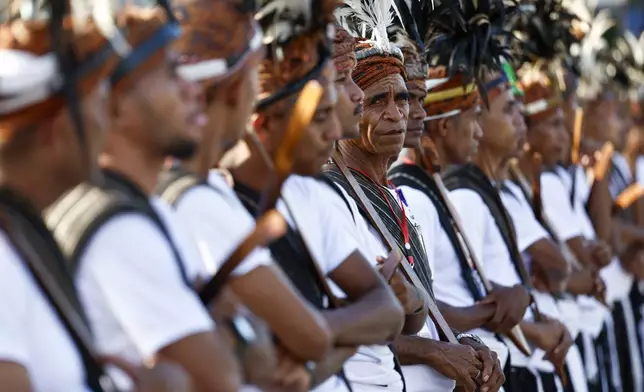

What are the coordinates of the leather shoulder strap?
(156, 168, 204, 207)
(44, 184, 145, 275)
(0, 189, 116, 392)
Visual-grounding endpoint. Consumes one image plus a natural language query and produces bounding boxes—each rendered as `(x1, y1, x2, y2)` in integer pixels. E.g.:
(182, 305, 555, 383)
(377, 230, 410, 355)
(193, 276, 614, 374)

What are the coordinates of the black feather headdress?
(422, 0, 513, 83)
(388, 0, 427, 81)
(509, 0, 591, 78)
(255, 0, 340, 111)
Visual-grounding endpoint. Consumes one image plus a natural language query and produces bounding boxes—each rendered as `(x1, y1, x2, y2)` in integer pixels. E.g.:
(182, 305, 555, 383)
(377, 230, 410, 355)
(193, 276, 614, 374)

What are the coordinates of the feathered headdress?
(388, 0, 427, 82)
(509, 0, 587, 72)
(255, 0, 340, 111)
(174, 0, 262, 89)
(0, 0, 121, 136)
(334, 0, 407, 90)
(419, 0, 514, 121)
(335, 0, 403, 60)
(573, 10, 641, 101)
(423, 0, 513, 86)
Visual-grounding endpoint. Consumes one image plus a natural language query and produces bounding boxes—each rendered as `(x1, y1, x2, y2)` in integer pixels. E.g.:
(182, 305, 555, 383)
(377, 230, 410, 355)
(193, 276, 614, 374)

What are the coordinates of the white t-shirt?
(636, 156, 644, 187)
(0, 231, 89, 392)
(333, 182, 453, 392)
(499, 181, 549, 253)
(279, 175, 369, 392)
(447, 188, 550, 369)
(399, 184, 512, 369)
(173, 170, 272, 278)
(540, 172, 584, 243)
(76, 197, 214, 388)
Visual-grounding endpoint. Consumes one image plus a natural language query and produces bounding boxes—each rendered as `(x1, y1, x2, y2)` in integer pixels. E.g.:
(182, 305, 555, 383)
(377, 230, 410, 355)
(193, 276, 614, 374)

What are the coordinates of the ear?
(438, 117, 452, 137)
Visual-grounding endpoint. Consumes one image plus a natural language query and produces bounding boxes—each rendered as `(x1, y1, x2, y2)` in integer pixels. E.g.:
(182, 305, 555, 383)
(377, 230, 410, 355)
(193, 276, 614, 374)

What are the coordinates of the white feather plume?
(255, 0, 313, 45)
(335, 0, 396, 52)
(577, 9, 615, 99)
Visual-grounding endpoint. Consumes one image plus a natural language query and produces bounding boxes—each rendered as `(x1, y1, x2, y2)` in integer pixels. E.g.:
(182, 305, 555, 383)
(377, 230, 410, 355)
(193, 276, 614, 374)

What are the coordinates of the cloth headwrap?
(423, 67, 479, 121)
(332, 22, 357, 74)
(519, 68, 563, 125)
(174, 0, 262, 89)
(335, 0, 407, 91)
(482, 62, 523, 102)
(257, 0, 341, 112)
(484, 72, 510, 102)
(0, 17, 115, 134)
(353, 41, 406, 91)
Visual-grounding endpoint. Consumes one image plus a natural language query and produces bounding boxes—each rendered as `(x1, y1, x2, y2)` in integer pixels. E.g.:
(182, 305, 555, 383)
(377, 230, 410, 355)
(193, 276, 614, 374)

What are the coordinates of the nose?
(411, 100, 426, 121)
(348, 79, 365, 105)
(473, 119, 483, 141)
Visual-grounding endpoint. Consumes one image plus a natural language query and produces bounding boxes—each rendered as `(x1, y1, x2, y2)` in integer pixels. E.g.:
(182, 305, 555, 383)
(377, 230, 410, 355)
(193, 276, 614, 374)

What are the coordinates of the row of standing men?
(2, 0, 644, 391)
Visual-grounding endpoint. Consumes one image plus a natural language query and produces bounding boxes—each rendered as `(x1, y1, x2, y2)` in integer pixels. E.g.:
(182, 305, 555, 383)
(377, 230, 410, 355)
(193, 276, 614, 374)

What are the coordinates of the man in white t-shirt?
(42, 5, 248, 392)
(233, 3, 406, 391)
(326, 4, 507, 391)
(158, 2, 337, 389)
(0, 5, 196, 392)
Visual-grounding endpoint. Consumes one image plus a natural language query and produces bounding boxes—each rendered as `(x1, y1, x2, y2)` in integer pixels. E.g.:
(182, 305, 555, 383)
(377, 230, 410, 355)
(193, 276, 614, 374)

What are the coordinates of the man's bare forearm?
(311, 347, 359, 388)
(438, 301, 495, 332)
(324, 285, 404, 346)
(586, 178, 612, 242)
(402, 306, 429, 335)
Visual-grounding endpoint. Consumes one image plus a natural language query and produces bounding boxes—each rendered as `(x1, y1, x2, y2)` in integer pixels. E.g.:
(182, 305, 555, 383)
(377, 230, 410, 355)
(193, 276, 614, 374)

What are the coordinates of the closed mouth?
(382, 129, 404, 135)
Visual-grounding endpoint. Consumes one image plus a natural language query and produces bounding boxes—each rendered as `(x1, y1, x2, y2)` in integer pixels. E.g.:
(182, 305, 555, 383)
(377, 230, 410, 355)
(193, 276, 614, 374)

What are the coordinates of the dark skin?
(0, 86, 195, 392)
(180, 48, 335, 368)
(334, 57, 365, 140)
(377, 257, 428, 334)
(402, 84, 505, 391)
(427, 89, 533, 334)
(394, 335, 505, 392)
(103, 56, 243, 392)
(403, 79, 427, 148)
(233, 67, 405, 385)
(476, 86, 574, 370)
(336, 73, 428, 333)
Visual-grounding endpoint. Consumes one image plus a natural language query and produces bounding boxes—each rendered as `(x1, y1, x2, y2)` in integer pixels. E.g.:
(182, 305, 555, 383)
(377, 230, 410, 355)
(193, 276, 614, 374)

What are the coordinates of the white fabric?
(540, 172, 584, 242)
(278, 176, 366, 392)
(399, 184, 509, 368)
(0, 231, 89, 392)
(76, 198, 214, 389)
(447, 189, 562, 372)
(173, 170, 272, 278)
(278, 176, 360, 276)
(332, 183, 452, 391)
(636, 156, 644, 186)
(500, 181, 549, 253)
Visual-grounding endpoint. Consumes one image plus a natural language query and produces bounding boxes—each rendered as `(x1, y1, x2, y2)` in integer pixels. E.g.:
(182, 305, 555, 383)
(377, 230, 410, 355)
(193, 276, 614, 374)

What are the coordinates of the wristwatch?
(227, 314, 257, 356)
(455, 333, 484, 345)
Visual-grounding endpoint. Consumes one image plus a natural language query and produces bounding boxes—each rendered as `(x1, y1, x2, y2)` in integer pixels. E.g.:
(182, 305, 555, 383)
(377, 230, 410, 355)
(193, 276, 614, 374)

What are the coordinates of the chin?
(403, 135, 422, 148)
(342, 125, 361, 140)
(165, 140, 198, 160)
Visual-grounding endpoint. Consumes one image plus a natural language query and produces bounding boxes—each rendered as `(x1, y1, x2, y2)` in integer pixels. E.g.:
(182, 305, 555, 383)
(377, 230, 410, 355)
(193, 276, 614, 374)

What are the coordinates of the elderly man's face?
(356, 73, 410, 158)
